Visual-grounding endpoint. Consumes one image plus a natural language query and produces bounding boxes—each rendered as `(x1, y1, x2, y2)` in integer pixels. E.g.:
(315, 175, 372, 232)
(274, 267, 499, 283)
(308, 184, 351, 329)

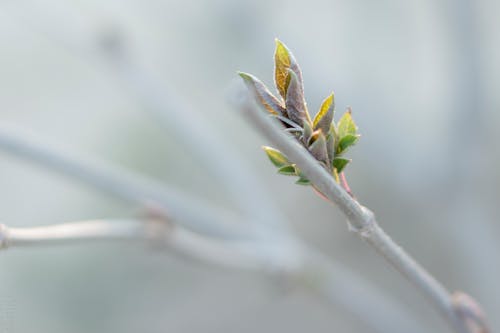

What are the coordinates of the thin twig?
(240, 99, 486, 333)
(0, 219, 423, 333)
(0, 125, 256, 240)
(0, 219, 293, 271)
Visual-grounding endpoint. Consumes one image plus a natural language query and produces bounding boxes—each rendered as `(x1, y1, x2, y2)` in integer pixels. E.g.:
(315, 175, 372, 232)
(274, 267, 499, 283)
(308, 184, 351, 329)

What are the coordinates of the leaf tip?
(237, 71, 252, 81)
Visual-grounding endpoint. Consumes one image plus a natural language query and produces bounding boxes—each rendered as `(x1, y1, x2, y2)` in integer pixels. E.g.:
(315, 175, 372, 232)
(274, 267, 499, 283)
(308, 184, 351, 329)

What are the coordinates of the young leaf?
(337, 107, 357, 139)
(295, 176, 311, 185)
(302, 120, 312, 145)
(285, 69, 309, 127)
(295, 167, 311, 185)
(274, 39, 304, 101)
(337, 134, 359, 153)
(277, 165, 296, 175)
(333, 157, 351, 173)
(313, 93, 335, 134)
(308, 131, 329, 165)
(262, 146, 289, 167)
(238, 72, 287, 117)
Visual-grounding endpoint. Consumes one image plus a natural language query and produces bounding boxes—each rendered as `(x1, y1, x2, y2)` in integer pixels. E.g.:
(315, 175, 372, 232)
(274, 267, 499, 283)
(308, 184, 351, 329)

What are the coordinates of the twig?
(0, 219, 292, 270)
(240, 99, 487, 333)
(0, 219, 423, 333)
(0, 125, 256, 240)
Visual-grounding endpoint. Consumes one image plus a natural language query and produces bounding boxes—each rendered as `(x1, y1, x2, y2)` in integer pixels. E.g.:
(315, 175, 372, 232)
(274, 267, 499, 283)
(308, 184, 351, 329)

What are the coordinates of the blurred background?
(0, 0, 498, 332)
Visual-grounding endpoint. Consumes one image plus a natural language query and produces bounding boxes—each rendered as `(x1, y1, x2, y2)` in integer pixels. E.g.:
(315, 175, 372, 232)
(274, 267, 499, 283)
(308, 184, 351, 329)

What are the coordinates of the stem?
(0, 219, 425, 332)
(0, 220, 289, 270)
(241, 99, 486, 333)
(0, 125, 255, 240)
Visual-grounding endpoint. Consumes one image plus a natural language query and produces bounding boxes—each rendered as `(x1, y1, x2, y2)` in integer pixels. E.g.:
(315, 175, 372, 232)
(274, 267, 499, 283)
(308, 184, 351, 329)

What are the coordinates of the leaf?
(313, 93, 335, 134)
(337, 107, 357, 139)
(337, 134, 359, 153)
(302, 120, 312, 145)
(295, 176, 311, 185)
(262, 146, 289, 167)
(274, 39, 304, 101)
(285, 69, 309, 127)
(308, 131, 329, 165)
(333, 157, 351, 173)
(238, 72, 287, 117)
(277, 165, 296, 175)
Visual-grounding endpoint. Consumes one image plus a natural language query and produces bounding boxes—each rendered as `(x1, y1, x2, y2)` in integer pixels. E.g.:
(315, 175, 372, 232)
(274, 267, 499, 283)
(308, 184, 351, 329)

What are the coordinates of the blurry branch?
(0, 219, 287, 270)
(97, 37, 288, 232)
(0, 219, 156, 246)
(0, 219, 422, 333)
(0, 125, 256, 240)
(239, 99, 488, 333)
(0, 124, 424, 333)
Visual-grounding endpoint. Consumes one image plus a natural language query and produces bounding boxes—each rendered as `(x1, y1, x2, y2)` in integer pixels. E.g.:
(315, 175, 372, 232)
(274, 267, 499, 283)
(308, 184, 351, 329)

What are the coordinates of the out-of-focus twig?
(0, 218, 422, 333)
(0, 219, 293, 270)
(0, 125, 255, 240)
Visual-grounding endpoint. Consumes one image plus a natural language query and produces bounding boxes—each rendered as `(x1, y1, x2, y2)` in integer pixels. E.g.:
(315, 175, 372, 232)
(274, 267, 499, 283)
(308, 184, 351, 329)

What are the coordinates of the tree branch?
(240, 99, 486, 333)
(0, 218, 423, 333)
(0, 219, 293, 271)
(0, 125, 256, 240)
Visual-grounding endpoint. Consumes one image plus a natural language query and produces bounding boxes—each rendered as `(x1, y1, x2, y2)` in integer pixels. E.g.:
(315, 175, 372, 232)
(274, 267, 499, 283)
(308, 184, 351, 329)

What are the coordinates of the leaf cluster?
(239, 39, 359, 185)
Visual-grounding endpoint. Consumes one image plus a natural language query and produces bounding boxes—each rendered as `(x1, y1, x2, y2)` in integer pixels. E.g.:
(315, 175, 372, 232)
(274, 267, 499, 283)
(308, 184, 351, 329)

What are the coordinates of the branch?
(240, 99, 487, 333)
(0, 125, 256, 240)
(0, 219, 424, 333)
(0, 219, 292, 270)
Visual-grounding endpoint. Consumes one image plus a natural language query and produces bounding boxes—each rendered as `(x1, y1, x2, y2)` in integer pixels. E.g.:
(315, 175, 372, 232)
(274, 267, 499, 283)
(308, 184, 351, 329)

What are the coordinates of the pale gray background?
(0, 0, 498, 332)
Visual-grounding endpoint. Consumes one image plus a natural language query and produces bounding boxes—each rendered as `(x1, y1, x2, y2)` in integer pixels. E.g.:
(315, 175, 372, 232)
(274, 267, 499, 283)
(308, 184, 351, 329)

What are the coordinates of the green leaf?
(293, 167, 311, 185)
(337, 108, 357, 139)
(285, 69, 309, 127)
(337, 134, 359, 153)
(333, 157, 351, 173)
(262, 146, 289, 167)
(295, 176, 311, 185)
(313, 93, 335, 134)
(274, 39, 304, 101)
(238, 72, 287, 117)
(308, 131, 329, 165)
(277, 165, 296, 175)
(302, 117, 312, 145)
